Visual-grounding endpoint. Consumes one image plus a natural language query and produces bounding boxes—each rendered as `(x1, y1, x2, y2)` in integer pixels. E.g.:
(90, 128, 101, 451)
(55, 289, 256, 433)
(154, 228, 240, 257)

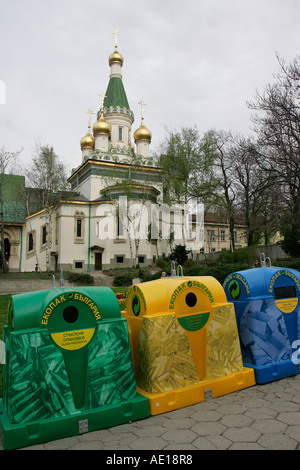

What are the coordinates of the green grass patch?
(0, 272, 54, 280)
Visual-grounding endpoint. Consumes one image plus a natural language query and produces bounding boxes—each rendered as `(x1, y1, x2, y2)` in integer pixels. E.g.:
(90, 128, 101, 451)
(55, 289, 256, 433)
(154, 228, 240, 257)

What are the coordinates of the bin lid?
(125, 276, 227, 334)
(223, 267, 300, 306)
(9, 286, 120, 332)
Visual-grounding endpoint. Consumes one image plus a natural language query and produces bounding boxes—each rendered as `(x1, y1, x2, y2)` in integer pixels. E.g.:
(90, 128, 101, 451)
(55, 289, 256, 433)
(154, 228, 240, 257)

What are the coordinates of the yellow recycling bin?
(124, 276, 255, 415)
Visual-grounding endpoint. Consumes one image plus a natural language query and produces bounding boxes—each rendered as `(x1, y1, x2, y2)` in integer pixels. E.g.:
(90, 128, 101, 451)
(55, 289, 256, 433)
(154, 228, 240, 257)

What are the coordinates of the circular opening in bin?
(185, 292, 197, 308)
(63, 305, 79, 323)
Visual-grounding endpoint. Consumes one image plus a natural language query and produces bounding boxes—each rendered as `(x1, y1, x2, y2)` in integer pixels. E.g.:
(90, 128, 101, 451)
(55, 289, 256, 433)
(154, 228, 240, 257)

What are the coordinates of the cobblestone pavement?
(1, 373, 300, 451)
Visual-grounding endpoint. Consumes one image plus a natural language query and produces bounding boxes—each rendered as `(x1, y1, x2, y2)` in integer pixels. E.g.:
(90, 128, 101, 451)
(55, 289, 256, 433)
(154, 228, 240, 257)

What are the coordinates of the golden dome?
(109, 50, 124, 66)
(80, 128, 95, 149)
(92, 112, 111, 136)
(134, 120, 152, 143)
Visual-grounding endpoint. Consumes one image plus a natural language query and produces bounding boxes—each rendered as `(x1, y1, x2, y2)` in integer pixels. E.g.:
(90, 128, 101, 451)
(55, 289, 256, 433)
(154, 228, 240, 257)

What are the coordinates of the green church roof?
(104, 76, 131, 111)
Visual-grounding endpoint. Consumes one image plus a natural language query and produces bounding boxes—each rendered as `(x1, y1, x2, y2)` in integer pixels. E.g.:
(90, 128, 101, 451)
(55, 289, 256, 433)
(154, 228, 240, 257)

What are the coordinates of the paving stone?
(193, 437, 217, 450)
(164, 443, 198, 450)
(78, 429, 112, 441)
(163, 407, 195, 418)
(43, 436, 80, 450)
(191, 401, 219, 412)
(101, 432, 138, 446)
(252, 419, 287, 434)
(277, 411, 300, 425)
(206, 435, 232, 450)
(228, 442, 265, 450)
(257, 433, 298, 450)
(220, 414, 253, 428)
(159, 417, 196, 429)
(245, 407, 278, 420)
(192, 410, 222, 422)
(215, 404, 247, 415)
(109, 423, 140, 433)
(68, 440, 105, 450)
(136, 415, 171, 427)
(243, 398, 270, 408)
(285, 425, 300, 442)
(129, 436, 166, 450)
(269, 400, 300, 412)
(223, 426, 261, 443)
(133, 425, 167, 437)
(291, 395, 300, 404)
(101, 444, 132, 450)
(161, 429, 197, 444)
(191, 421, 227, 436)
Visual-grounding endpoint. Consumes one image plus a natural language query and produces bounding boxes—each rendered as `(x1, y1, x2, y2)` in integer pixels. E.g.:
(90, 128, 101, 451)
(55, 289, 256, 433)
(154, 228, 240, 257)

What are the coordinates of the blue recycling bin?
(223, 267, 300, 384)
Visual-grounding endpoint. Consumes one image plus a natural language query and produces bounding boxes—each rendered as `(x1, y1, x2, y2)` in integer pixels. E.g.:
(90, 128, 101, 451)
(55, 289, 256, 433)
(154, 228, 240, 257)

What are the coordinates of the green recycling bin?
(0, 287, 149, 449)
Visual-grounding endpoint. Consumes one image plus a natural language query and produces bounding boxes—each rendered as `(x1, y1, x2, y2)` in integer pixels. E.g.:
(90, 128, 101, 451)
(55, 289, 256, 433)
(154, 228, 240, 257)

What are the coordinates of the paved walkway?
(2, 374, 300, 451)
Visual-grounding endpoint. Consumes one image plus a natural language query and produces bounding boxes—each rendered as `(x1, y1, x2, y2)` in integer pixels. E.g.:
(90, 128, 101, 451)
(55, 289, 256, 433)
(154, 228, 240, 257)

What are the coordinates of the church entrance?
(95, 252, 102, 271)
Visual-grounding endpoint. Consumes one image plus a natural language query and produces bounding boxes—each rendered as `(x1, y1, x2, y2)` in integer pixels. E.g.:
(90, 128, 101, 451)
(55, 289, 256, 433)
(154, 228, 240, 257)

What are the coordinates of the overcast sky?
(1, 0, 300, 176)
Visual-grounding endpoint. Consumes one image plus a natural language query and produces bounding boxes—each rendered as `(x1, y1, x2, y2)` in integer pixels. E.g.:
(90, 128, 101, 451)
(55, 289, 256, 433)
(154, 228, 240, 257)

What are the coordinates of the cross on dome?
(112, 30, 120, 50)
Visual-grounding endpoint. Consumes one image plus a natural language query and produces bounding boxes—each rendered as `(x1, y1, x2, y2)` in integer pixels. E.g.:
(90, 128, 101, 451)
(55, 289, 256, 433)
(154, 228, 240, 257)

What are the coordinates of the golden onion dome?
(134, 120, 152, 143)
(80, 128, 95, 150)
(92, 112, 111, 136)
(109, 50, 124, 66)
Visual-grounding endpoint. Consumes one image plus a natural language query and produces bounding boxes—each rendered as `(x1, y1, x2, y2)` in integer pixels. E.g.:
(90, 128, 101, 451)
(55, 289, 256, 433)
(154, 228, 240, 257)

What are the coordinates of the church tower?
(101, 30, 134, 163)
(72, 32, 162, 202)
(79, 31, 154, 166)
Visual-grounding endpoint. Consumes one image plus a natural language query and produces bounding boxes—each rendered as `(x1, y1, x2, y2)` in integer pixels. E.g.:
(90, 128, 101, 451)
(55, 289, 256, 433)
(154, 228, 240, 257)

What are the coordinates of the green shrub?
(217, 247, 257, 265)
(155, 257, 170, 271)
(66, 272, 94, 285)
(113, 273, 134, 286)
(273, 258, 300, 271)
(172, 244, 190, 265)
(183, 263, 248, 285)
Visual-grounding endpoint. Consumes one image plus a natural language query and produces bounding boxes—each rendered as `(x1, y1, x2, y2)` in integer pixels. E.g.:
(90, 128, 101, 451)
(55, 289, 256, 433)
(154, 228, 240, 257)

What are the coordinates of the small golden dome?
(92, 112, 111, 136)
(134, 120, 152, 143)
(109, 50, 124, 66)
(80, 129, 95, 149)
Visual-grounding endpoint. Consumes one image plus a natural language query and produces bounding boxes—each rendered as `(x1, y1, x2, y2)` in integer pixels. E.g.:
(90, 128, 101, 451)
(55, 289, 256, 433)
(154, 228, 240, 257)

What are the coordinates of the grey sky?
(1, 0, 299, 175)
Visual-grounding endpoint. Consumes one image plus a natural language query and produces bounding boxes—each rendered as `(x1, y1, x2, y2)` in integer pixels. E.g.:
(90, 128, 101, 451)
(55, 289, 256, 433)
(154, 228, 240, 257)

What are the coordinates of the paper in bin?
(239, 299, 292, 366)
(5, 321, 137, 424)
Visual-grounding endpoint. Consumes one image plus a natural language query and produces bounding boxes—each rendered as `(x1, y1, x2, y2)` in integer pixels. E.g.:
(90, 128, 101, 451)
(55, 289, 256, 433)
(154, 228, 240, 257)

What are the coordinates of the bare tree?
(26, 144, 68, 271)
(211, 131, 238, 251)
(248, 54, 300, 255)
(231, 136, 277, 246)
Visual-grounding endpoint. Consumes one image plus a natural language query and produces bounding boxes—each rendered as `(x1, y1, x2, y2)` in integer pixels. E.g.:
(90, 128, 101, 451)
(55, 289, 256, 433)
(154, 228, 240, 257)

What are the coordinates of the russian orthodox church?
(15, 34, 176, 272)
(2, 34, 247, 273)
